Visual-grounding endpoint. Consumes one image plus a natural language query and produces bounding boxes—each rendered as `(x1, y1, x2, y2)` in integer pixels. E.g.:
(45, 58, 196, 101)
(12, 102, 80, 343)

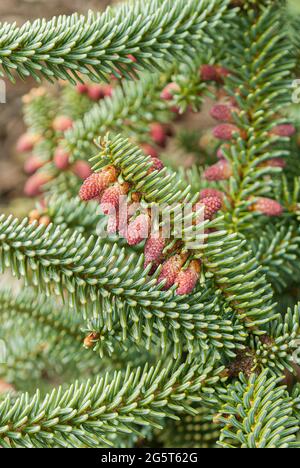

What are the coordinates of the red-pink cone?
(160, 82, 180, 101)
(271, 124, 296, 137)
(53, 116, 73, 132)
(17, 133, 40, 153)
(203, 160, 232, 181)
(158, 254, 188, 290)
(144, 235, 165, 269)
(210, 104, 235, 122)
(194, 196, 222, 222)
(53, 147, 70, 170)
(150, 123, 168, 148)
(199, 188, 224, 201)
(213, 123, 240, 141)
(127, 213, 150, 246)
(79, 166, 118, 201)
(72, 161, 92, 180)
(100, 183, 130, 215)
(24, 173, 52, 197)
(251, 197, 283, 216)
(141, 143, 159, 159)
(24, 155, 45, 175)
(176, 260, 201, 295)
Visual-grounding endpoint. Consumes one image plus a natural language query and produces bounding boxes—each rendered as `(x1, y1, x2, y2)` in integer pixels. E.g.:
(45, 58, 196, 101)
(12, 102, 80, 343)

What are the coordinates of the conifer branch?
(0, 0, 231, 84)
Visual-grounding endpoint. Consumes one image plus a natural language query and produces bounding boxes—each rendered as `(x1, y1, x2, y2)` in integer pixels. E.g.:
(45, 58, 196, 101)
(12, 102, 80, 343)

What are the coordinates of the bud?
(203, 160, 232, 181)
(24, 155, 45, 174)
(160, 82, 180, 101)
(24, 173, 52, 197)
(28, 209, 41, 224)
(127, 213, 150, 246)
(213, 123, 240, 141)
(72, 160, 92, 180)
(102, 84, 113, 98)
(53, 147, 70, 170)
(158, 253, 187, 289)
(176, 260, 201, 295)
(39, 215, 51, 227)
(271, 124, 296, 137)
(84, 332, 100, 349)
(251, 197, 283, 217)
(100, 182, 130, 215)
(79, 166, 118, 201)
(17, 133, 40, 153)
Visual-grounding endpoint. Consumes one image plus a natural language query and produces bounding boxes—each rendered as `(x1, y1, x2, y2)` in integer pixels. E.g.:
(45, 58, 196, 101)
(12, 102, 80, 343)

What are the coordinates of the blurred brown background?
(0, 0, 114, 200)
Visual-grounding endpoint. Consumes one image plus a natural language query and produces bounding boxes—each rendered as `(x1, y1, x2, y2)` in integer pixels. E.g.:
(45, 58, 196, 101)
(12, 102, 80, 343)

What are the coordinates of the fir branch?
(217, 371, 299, 448)
(0, 214, 247, 357)
(92, 134, 277, 328)
(0, 355, 224, 448)
(0, 0, 231, 84)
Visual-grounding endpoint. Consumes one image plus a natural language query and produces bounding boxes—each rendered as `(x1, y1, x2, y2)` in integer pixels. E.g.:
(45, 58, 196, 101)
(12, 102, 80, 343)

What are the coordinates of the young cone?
(250, 197, 283, 217)
(203, 160, 232, 181)
(127, 213, 150, 246)
(158, 253, 187, 290)
(176, 260, 201, 296)
(79, 166, 118, 201)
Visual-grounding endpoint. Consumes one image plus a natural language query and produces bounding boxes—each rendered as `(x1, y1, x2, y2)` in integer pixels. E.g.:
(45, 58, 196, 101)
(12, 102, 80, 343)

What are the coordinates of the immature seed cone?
(52, 116, 73, 132)
(150, 123, 167, 148)
(200, 64, 229, 83)
(24, 155, 45, 175)
(100, 182, 130, 215)
(141, 143, 159, 159)
(210, 104, 235, 122)
(17, 133, 40, 153)
(251, 197, 283, 217)
(213, 123, 240, 140)
(87, 84, 105, 101)
(84, 332, 100, 349)
(24, 173, 52, 197)
(79, 166, 118, 201)
(148, 156, 164, 173)
(144, 235, 166, 269)
(107, 214, 119, 235)
(160, 82, 180, 101)
(72, 160, 92, 180)
(76, 83, 88, 94)
(203, 160, 232, 181)
(54, 147, 70, 170)
(199, 188, 224, 201)
(194, 196, 222, 221)
(271, 124, 296, 137)
(127, 213, 150, 246)
(176, 260, 201, 296)
(158, 253, 187, 290)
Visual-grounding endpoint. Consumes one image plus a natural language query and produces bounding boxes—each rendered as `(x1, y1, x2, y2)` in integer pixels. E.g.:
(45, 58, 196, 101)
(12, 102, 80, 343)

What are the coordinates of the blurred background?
(0, 0, 114, 203)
